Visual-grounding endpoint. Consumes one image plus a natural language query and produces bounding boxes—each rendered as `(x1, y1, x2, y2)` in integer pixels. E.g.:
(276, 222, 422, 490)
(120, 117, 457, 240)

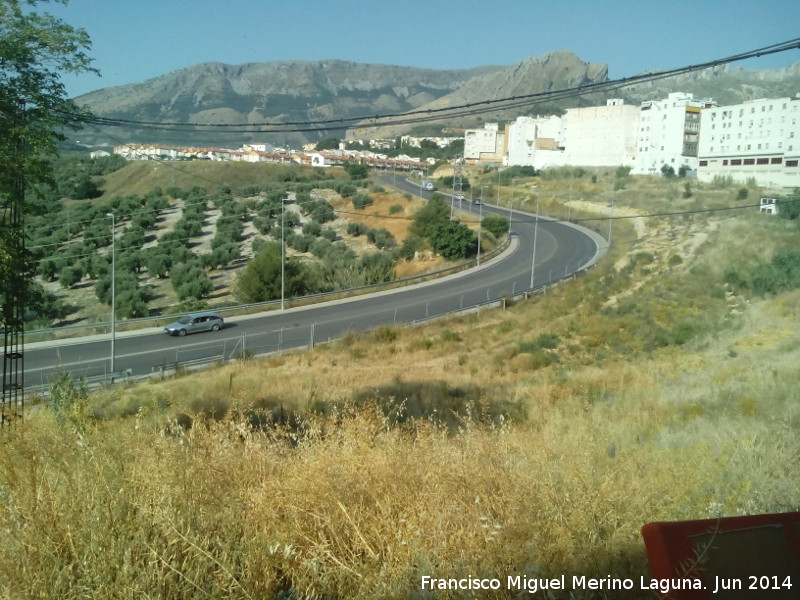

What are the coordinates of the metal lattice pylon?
(451, 154, 464, 217)
(1, 100, 26, 424)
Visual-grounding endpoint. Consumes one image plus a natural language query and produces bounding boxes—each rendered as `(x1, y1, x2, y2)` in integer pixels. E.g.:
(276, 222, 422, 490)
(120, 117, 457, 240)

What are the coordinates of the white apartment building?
(634, 92, 715, 175)
(697, 95, 800, 188)
(506, 115, 565, 169)
(560, 99, 639, 167)
(464, 122, 506, 164)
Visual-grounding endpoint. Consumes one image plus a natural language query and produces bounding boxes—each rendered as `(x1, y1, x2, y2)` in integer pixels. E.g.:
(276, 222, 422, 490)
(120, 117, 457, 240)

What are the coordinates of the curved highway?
(23, 178, 606, 391)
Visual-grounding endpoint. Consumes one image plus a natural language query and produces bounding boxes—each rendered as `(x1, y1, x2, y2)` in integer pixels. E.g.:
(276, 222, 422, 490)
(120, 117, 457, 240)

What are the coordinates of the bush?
(399, 234, 424, 260)
(352, 193, 374, 210)
(535, 332, 560, 349)
(347, 222, 368, 237)
(482, 214, 509, 238)
(428, 220, 477, 260)
(366, 228, 396, 249)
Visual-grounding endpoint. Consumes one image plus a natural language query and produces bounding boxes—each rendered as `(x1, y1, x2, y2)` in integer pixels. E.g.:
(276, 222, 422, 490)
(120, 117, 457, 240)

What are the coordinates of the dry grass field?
(2, 170, 799, 599)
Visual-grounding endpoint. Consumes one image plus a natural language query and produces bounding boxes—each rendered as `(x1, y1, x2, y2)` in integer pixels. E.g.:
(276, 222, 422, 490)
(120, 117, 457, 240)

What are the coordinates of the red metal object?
(641, 511, 800, 599)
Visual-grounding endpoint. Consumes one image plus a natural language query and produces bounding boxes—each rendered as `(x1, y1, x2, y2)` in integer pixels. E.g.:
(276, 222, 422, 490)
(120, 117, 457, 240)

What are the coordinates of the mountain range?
(73, 51, 800, 149)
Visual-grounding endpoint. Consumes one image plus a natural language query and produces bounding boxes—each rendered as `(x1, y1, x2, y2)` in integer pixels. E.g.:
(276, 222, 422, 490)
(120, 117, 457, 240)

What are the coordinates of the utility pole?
(1, 100, 26, 422)
(106, 213, 116, 375)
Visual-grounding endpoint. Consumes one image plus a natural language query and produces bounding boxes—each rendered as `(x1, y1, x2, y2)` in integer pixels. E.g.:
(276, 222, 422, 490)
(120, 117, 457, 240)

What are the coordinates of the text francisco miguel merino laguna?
(421, 573, 792, 595)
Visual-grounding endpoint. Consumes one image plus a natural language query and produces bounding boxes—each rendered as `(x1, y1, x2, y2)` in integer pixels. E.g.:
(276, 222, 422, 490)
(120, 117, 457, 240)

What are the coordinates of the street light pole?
(105, 212, 116, 375)
(510, 178, 515, 229)
(477, 188, 484, 267)
(281, 197, 285, 310)
(529, 196, 539, 290)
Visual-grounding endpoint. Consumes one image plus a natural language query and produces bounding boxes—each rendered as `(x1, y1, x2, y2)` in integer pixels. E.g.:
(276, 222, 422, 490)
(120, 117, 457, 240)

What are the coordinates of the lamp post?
(281, 197, 285, 310)
(530, 196, 539, 290)
(105, 212, 116, 375)
(510, 178, 515, 230)
(477, 187, 484, 267)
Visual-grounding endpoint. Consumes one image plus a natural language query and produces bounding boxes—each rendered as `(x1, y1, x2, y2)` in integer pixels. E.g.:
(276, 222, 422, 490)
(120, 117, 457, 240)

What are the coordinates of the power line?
(48, 37, 800, 135)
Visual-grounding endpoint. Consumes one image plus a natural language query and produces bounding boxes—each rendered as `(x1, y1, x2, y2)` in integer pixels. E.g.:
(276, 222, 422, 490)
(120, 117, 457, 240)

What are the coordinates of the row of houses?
(111, 144, 428, 172)
(465, 92, 800, 188)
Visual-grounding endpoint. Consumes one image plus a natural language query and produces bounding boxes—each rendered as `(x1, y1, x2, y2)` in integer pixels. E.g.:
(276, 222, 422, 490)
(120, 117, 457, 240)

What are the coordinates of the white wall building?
(506, 115, 565, 169)
(464, 123, 505, 164)
(560, 99, 639, 167)
(634, 93, 714, 175)
(697, 96, 800, 188)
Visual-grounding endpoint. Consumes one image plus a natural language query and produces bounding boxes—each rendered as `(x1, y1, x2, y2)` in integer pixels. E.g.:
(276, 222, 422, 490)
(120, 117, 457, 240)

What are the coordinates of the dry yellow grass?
(3, 174, 799, 599)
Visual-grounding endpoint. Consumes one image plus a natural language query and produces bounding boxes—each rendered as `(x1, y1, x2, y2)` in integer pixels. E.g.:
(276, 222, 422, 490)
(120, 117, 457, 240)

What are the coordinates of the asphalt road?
(22, 177, 606, 391)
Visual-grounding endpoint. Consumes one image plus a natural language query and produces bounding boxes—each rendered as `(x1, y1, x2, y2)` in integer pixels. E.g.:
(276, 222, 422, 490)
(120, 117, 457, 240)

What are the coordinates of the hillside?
(5, 169, 800, 597)
(72, 51, 800, 150)
(27, 161, 456, 329)
(74, 59, 503, 148)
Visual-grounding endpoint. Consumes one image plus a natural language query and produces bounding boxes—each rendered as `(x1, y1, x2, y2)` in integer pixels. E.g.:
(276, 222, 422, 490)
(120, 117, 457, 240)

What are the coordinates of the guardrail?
(22, 235, 512, 344)
(25, 254, 596, 400)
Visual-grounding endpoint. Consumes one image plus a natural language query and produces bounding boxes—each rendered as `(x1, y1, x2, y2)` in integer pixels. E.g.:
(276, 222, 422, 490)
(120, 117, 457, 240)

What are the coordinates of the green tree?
(236, 242, 310, 303)
(428, 221, 478, 260)
(409, 195, 450, 239)
(482, 214, 509, 238)
(778, 189, 800, 220)
(660, 164, 676, 178)
(345, 162, 369, 180)
(1, 0, 96, 328)
(359, 251, 396, 285)
(315, 137, 340, 151)
(58, 264, 83, 288)
(399, 234, 424, 260)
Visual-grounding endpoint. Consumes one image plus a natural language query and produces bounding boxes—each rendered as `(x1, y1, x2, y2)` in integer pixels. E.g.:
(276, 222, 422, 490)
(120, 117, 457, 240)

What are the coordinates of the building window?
(731, 159, 742, 166)
(757, 158, 768, 165)
(699, 160, 708, 167)
(722, 160, 728, 166)
(744, 158, 755, 165)
(771, 157, 782, 165)
(786, 160, 798, 167)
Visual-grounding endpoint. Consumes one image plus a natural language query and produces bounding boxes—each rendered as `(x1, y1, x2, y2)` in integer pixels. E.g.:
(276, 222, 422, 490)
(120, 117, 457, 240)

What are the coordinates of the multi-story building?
(506, 115, 564, 169)
(697, 95, 800, 188)
(634, 93, 715, 175)
(464, 123, 506, 165)
(560, 99, 639, 167)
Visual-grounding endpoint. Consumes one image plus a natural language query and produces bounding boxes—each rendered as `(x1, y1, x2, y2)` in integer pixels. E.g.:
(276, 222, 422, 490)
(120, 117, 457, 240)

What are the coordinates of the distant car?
(164, 312, 224, 337)
(474, 199, 482, 206)
(454, 192, 465, 201)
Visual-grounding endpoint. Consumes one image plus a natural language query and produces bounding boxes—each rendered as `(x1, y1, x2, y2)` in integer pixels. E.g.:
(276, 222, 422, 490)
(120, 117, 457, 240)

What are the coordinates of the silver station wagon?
(164, 312, 224, 336)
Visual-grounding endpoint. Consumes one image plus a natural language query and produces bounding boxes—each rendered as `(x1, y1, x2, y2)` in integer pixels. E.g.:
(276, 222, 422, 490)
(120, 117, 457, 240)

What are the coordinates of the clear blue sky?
(46, 0, 800, 99)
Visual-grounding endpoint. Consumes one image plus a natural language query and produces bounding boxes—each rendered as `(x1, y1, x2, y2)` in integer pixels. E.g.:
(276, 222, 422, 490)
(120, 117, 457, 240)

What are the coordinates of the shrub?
(482, 214, 509, 238)
(535, 332, 560, 349)
(399, 234, 424, 260)
(352, 193, 373, 210)
(347, 222, 368, 237)
(428, 220, 477, 260)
